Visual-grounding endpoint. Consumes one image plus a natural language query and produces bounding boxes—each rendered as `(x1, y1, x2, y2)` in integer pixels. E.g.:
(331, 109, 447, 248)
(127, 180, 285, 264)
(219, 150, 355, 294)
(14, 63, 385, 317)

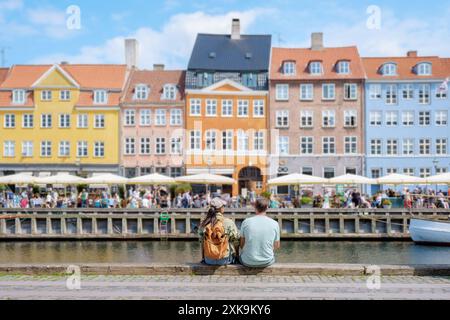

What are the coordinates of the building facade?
(0, 64, 128, 177)
(269, 33, 366, 192)
(185, 19, 272, 196)
(120, 66, 186, 178)
(364, 52, 450, 194)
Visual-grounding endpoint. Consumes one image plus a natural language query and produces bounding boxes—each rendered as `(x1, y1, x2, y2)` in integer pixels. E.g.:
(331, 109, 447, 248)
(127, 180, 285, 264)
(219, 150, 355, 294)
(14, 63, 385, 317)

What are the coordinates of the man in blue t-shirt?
(239, 198, 281, 267)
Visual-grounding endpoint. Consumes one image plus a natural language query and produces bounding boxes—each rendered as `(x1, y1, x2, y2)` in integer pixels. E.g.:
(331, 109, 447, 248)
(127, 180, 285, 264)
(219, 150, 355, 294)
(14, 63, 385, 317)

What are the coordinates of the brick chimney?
(231, 18, 241, 40)
(125, 39, 139, 69)
(407, 50, 418, 57)
(311, 32, 324, 51)
(153, 64, 165, 71)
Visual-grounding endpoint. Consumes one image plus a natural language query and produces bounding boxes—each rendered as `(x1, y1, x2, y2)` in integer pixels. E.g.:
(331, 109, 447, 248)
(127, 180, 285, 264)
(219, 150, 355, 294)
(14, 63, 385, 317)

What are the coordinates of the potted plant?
(382, 199, 392, 209)
(260, 191, 272, 200)
(301, 197, 313, 208)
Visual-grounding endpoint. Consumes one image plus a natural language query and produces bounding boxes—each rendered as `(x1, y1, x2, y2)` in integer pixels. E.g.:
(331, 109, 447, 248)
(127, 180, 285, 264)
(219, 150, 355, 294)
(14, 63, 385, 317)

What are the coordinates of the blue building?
(363, 52, 450, 194)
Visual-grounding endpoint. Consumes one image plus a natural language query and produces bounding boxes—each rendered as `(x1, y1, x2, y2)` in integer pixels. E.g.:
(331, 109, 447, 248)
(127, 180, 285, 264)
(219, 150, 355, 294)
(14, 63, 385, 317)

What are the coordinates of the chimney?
(407, 50, 418, 57)
(153, 64, 165, 71)
(125, 39, 139, 69)
(60, 61, 69, 65)
(231, 18, 240, 40)
(311, 32, 324, 51)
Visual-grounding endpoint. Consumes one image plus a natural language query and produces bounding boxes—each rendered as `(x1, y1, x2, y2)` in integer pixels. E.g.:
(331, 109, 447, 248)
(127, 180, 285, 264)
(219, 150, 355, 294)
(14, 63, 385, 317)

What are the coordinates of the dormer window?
(337, 61, 350, 74)
(283, 61, 296, 75)
(134, 84, 149, 100)
(309, 61, 323, 75)
(162, 84, 177, 100)
(417, 63, 432, 76)
(12, 89, 26, 105)
(382, 63, 397, 76)
(94, 90, 108, 105)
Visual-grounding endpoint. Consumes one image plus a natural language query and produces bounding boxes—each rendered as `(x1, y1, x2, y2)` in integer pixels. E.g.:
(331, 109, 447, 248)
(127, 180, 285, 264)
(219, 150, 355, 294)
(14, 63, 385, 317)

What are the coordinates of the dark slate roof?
(187, 34, 272, 72)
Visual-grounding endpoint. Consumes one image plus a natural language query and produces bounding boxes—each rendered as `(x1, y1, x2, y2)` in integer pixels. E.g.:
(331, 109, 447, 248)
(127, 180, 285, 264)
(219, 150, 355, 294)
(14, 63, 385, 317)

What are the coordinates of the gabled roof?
(0, 68, 10, 85)
(32, 64, 80, 88)
(270, 46, 365, 80)
(188, 34, 272, 72)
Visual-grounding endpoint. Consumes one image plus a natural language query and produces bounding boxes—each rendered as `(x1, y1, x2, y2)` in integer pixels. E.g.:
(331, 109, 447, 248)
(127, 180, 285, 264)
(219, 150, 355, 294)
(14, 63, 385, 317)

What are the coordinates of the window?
(140, 109, 151, 126)
(309, 62, 323, 75)
(324, 167, 335, 179)
(369, 85, 381, 99)
(322, 110, 335, 128)
(436, 167, 448, 175)
(275, 84, 289, 101)
(322, 137, 336, 154)
(94, 114, 105, 128)
(41, 114, 52, 128)
(4, 114, 15, 128)
(302, 167, 313, 176)
(276, 110, 289, 128)
(344, 110, 357, 127)
(402, 138, 414, 155)
(300, 84, 314, 100)
(403, 168, 415, 176)
(59, 114, 70, 128)
(140, 138, 151, 155)
(401, 84, 414, 100)
(170, 168, 183, 178)
(41, 90, 52, 101)
(93, 90, 108, 104)
(253, 131, 265, 151)
(155, 138, 165, 154)
(386, 168, 398, 174)
(237, 130, 249, 152)
(382, 63, 397, 76)
(417, 63, 432, 76)
(77, 141, 88, 157)
(134, 85, 149, 100)
(419, 111, 430, 126)
(385, 85, 398, 104)
(205, 130, 217, 151)
(222, 100, 233, 117)
(190, 99, 201, 116)
(238, 100, 249, 117)
(322, 84, 335, 100)
(300, 137, 313, 155)
(170, 109, 182, 126)
(12, 89, 26, 104)
(436, 87, 447, 99)
(3, 141, 15, 157)
(402, 111, 414, 126)
(94, 142, 105, 157)
(124, 110, 135, 126)
(385, 111, 398, 126)
(420, 168, 431, 178)
(337, 61, 350, 74)
(277, 136, 289, 155)
(155, 109, 166, 126)
(162, 84, 177, 100)
(59, 141, 70, 157)
(344, 83, 357, 100)
(22, 141, 33, 157)
(344, 136, 357, 154)
(171, 137, 182, 155)
(370, 139, 382, 155)
(418, 84, 430, 104)
(222, 130, 233, 151)
(22, 114, 33, 128)
(300, 110, 313, 128)
(283, 61, 296, 75)
(436, 138, 447, 155)
(190, 131, 201, 151)
(371, 169, 382, 179)
(386, 139, 398, 155)
(60, 90, 71, 101)
(206, 100, 217, 116)
(77, 114, 88, 128)
(369, 111, 382, 126)
(124, 138, 136, 155)
(253, 100, 265, 117)
(419, 138, 431, 155)
(40, 141, 52, 157)
(436, 111, 448, 126)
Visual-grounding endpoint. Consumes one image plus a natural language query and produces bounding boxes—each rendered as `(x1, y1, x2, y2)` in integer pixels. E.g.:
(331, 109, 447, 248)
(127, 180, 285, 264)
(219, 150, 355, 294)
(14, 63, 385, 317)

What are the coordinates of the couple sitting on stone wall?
(198, 197, 281, 267)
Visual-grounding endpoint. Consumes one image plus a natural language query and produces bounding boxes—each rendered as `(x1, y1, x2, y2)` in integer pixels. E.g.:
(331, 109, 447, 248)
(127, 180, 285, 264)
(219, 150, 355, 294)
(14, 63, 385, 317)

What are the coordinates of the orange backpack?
(203, 218, 230, 260)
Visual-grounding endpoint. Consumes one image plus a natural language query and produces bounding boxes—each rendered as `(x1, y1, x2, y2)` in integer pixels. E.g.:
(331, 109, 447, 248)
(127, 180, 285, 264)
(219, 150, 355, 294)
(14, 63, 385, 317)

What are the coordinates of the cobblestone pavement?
(1, 275, 450, 300)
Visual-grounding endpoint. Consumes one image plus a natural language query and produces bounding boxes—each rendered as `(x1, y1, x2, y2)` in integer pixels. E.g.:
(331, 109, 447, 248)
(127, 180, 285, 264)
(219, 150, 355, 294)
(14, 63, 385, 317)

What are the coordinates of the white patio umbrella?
(0, 173, 37, 185)
(426, 172, 450, 185)
(176, 173, 236, 185)
(34, 173, 86, 185)
(328, 174, 376, 185)
(85, 173, 129, 185)
(129, 173, 176, 185)
(377, 174, 426, 185)
(267, 173, 328, 186)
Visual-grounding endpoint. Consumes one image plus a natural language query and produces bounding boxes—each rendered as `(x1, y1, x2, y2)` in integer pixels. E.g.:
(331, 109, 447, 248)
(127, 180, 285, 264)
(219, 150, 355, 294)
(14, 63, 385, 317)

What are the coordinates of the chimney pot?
(231, 18, 241, 40)
(153, 64, 165, 71)
(311, 32, 324, 51)
(125, 39, 139, 69)
(407, 50, 418, 57)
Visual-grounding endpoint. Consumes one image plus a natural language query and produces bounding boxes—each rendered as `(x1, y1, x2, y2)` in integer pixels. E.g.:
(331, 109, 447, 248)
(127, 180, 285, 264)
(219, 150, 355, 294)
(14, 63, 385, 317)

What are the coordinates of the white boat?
(410, 218, 450, 245)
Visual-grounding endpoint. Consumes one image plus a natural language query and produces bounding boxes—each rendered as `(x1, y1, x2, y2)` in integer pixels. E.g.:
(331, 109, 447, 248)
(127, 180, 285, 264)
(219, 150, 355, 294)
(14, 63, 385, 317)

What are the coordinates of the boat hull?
(410, 218, 450, 245)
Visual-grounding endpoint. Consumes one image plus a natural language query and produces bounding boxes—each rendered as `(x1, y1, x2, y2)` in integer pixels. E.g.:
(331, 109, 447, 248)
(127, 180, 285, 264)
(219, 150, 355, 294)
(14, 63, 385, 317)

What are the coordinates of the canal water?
(0, 241, 450, 265)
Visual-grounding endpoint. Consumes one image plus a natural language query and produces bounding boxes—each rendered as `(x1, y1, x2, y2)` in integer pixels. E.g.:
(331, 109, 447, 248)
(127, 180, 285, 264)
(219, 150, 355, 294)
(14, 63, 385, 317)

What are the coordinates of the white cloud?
(26, 7, 73, 39)
(0, 0, 23, 10)
(32, 9, 273, 68)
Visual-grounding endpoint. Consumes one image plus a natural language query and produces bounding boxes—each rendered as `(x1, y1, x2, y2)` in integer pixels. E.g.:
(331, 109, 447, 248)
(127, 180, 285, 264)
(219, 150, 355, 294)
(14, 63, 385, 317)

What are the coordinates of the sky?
(0, 0, 449, 69)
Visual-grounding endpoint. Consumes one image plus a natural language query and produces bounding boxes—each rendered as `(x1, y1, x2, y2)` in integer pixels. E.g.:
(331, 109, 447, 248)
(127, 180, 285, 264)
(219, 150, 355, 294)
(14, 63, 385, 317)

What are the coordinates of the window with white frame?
(309, 62, 323, 75)
(386, 168, 398, 174)
(124, 110, 135, 126)
(237, 130, 249, 152)
(371, 168, 382, 179)
(300, 110, 313, 128)
(386, 139, 398, 155)
(253, 100, 265, 117)
(322, 84, 335, 100)
(369, 111, 382, 126)
(77, 141, 88, 157)
(12, 89, 26, 104)
(171, 137, 182, 155)
(41, 90, 52, 101)
(124, 138, 136, 155)
(344, 83, 357, 100)
(140, 137, 151, 155)
(402, 84, 414, 100)
(402, 111, 414, 126)
(322, 137, 336, 154)
(162, 84, 177, 100)
(170, 109, 182, 126)
(300, 84, 314, 100)
(253, 131, 265, 151)
(238, 100, 249, 117)
(418, 84, 430, 104)
(436, 167, 448, 174)
(4, 114, 15, 128)
(190, 99, 201, 116)
(385, 84, 398, 104)
(3, 141, 15, 157)
(419, 138, 431, 155)
(344, 136, 357, 154)
(436, 86, 447, 99)
(370, 139, 382, 155)
(155, 109, 166, 126)
(221, 100, 233, 117)
(60, 90, 71, 101)
(275, 84, 289, 101)
(417, 63, 432, 76)
(276, 110, 289, 128)
(59, 141, 70, 157)
(436, 138, 447, 155)
(222, 130, 233, 151)
(420, 168, 431, 178)
(205, 130, 217, 151)
(77, 114, 88, 128)
(206, 100, 217, 116)
(283, 61, 296, 75)
(385, 111, 398, 126)
(300, 137, 313, 155)
(419, 111, 430, 126)
(140, 109, 151, 126)
(322, 110, 335, 128)
(337, 61, 350, 74)
(344, 110, 357, 127)
(22, 141, 33, 157)
(402, 138, 414, 155)
(94, 114, 105, 128)
(134, 85, 149, 100)
(94, 142, 105, 157)
(190, 130, 201, 151)
(59, 114, 71, 128)
(436, 111, 448, 126)
(93, 90, 108, 104)
(323, 167, 335, 179)
(40, 141, 52, 157)
(382, 63, 397, 76)
(302, 166, 313, 176)
(403, 168, 415, 176)
(369, 84, 381, 99)
(41, 114, 52, 128)
(277, 136, 289, 155)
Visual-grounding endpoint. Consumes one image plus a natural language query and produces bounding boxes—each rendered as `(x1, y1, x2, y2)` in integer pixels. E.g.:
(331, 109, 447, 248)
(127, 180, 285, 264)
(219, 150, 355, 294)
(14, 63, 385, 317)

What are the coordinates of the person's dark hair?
(200, 207, 220, 228)
(255, 198, 269, 213)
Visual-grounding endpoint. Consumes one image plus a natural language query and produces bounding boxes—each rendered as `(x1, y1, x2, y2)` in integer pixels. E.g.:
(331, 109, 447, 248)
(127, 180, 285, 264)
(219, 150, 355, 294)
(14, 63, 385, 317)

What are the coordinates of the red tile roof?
(0, 68, 10, 85)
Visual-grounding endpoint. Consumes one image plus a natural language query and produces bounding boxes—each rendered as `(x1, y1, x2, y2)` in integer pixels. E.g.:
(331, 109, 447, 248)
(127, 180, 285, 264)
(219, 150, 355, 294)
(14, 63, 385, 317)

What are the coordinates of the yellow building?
(0, 64, 129, 177)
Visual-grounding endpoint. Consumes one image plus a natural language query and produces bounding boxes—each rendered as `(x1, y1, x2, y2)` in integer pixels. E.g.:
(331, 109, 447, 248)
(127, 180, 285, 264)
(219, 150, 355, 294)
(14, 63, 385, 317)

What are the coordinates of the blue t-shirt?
(240, 215, 280, 267)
